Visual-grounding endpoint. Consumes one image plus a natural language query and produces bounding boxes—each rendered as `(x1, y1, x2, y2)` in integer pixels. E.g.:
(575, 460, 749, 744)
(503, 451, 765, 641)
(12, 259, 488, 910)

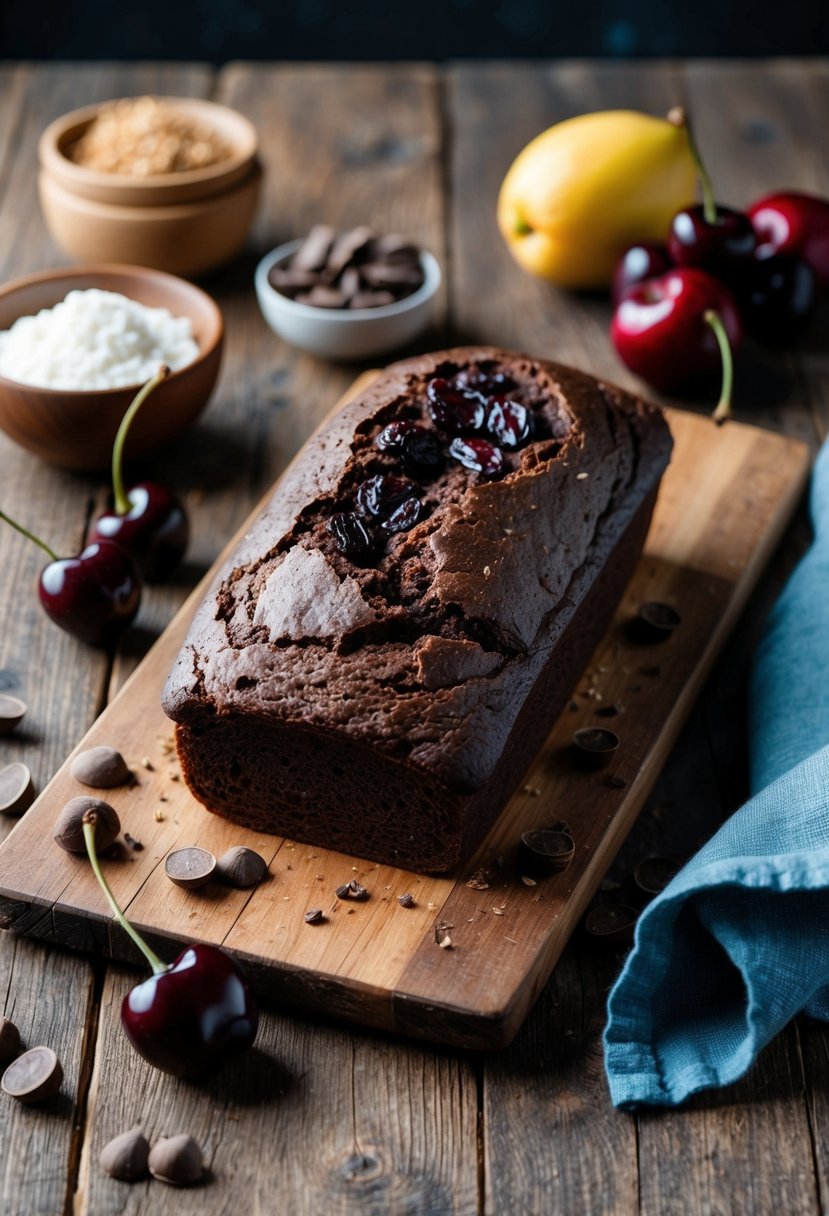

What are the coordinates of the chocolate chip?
(348, 880, 369, 900)
(216, 846, 267, 889)
(518, 829, 575, 877)
(54, 797, 120, 854)
(633, 856, 681, 896)
(0, 693, 26, 735)
(165, 846, 216, 890)
(100, 1128, 151, 1181)
(633, 602, 682, 642)
(70, 745, 130, 789)
(571, 727, 620, 768)
(335, 883, 351, 900)
(583, 904, 638, 947)
(398, 892, 415, 908)
(1, 1046, 63, 1104)
(304, 908, 325, 924)
(0, 762, 35, 817)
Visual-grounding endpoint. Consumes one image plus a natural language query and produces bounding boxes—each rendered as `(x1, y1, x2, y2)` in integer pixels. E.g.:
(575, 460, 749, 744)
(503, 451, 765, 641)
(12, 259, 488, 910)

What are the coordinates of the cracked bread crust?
(162, 347, 672, 871)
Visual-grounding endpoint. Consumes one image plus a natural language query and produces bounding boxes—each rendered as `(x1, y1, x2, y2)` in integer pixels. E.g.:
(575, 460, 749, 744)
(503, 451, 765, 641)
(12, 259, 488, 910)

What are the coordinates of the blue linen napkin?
(603, 438, 829, 1108)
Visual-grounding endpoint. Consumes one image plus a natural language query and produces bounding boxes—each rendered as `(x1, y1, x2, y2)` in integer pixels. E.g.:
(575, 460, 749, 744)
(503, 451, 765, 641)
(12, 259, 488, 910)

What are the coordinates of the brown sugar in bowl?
(0, 264, 223, 470)
(38, 97, 262, 277)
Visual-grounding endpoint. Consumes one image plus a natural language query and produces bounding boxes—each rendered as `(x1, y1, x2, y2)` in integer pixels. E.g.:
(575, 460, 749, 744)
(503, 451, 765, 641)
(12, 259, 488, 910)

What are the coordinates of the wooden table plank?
(0, 61, 216, 1216)
(78, 967, 479, 1215)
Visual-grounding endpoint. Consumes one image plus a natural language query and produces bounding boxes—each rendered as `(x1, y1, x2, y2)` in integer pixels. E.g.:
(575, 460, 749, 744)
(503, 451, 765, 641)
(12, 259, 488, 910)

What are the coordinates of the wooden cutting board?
(0, 385, 810, 1049)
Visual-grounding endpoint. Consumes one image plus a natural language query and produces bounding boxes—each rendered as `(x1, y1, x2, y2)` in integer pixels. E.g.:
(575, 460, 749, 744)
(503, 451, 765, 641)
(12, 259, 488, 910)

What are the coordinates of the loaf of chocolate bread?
(162, 348, 672, 872)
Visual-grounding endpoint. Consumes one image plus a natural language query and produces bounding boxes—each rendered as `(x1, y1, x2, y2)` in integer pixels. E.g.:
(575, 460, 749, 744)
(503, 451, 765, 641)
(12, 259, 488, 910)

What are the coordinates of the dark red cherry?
(486, 397, 532, 449)
(449, 437, 506, 477)
(453, 367, 515, 397)
(612, 243, 672, 303)
(89, 483, 188, 581)
(427, 378, 486, 434)
(89, 364, 187, 581)
(737, 253, 817, 343)
(38, 541, 141, 646)
(327, 512, 377, 564)
(376, 421, 443, 470)
(747, 191, 829, 290)
(668, 204, 756, 275)
(355, 475, 417, 518)
(382, 496, 422, 533)
(121, 943, 258, 1079)
(81, 809, 257, 1080)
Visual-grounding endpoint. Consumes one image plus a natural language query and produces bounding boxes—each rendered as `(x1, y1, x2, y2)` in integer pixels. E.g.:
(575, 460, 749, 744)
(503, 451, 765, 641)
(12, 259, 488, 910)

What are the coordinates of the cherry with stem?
(0, 508, 141, 646)
(82, 810, 258, 1079)
(88, 364, 189, 581)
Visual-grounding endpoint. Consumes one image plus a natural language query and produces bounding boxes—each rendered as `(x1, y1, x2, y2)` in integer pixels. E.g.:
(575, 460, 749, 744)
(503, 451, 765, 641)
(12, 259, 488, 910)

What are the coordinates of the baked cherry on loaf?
(162, 348, 672, 872)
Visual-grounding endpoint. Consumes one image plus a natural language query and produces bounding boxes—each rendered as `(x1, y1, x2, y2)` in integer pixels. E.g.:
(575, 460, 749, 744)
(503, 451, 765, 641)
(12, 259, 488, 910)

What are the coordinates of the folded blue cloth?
(604, 438, 829, 1108)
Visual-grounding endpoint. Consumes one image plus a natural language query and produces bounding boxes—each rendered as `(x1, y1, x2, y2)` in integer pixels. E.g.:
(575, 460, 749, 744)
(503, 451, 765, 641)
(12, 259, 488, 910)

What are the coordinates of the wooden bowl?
(0, 265, 223, 470)
(38, 97, 263, 277)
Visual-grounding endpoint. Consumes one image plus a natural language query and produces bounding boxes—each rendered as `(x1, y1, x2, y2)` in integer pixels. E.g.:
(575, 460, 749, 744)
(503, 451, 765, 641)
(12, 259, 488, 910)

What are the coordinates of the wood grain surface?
(0, 57, 827, 1216)
(0, 401, 810, 1051)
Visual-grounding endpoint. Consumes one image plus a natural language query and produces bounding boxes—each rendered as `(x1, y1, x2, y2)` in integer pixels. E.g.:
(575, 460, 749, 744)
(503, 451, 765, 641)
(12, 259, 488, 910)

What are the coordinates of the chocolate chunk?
(70, 745, 130, 789)
(267, 266, 319, 297)
(324, 226, 374, 279)
(339, 266, 362, 299)
(360, 262, 424, 290)
(349, 290, 396, 310)
(305, 285, 347, 309)
(0, 762, 35, 817)
(291, 223, 335, 272)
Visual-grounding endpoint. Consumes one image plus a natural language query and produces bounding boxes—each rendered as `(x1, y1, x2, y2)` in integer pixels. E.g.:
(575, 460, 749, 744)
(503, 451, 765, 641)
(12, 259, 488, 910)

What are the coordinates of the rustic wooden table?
(0, 58, 827, 1216)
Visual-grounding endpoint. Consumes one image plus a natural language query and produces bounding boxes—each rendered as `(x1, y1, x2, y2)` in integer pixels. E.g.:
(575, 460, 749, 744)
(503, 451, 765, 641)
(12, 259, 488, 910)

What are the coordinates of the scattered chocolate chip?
(216, 846, 267, 889)
(1, 1045, 62, 1104)
(605, 774, 628, 789)
(70, 745, 130, 789)
(584, 904, 638, 947)
(148, 1134, 204, 1187)
(54, 797, 120, 854)
(348, 880, 369, 900)
(0, 1016, 20, 1062)
(0, 762, 35, 817)
(398, 892, 415, 908)
(596, 702, 622, 718)
(518, 829, 575, 876)
(632, 602, 682, 643)
(0, 693, 26, 735)
(100, 1128, 151, 1181)
(165, 847, 216, 890)
(123, 832, 144, 852)
(304, 908, 325, 924)
(634, 856, 682, 897)
(335, 883, 351, 900)
(571, 727, 620, 769)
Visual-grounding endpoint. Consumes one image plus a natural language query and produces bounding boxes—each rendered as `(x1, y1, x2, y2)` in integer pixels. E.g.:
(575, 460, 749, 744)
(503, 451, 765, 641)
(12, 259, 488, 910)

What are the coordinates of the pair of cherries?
(611, 108, 829, 422)
(1, 366, 189, 645)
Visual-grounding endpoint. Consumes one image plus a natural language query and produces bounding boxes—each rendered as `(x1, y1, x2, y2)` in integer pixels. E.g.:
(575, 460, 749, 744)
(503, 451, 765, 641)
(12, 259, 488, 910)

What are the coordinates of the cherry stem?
(112, 365, 170, 516)
(668, 106, 717, 226)
(82, 812, 168, 976)
(704, 310, 734, 426)
(0, 509, 58, 562)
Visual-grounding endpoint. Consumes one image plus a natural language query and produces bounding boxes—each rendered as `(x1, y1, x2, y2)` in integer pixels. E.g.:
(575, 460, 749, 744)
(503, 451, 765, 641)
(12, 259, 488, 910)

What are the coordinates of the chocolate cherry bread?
(163, 348, 672, 872)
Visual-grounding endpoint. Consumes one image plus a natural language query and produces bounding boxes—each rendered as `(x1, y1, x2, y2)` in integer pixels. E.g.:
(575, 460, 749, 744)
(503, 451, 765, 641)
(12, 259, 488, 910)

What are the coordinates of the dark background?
(2, 0, 828, 60)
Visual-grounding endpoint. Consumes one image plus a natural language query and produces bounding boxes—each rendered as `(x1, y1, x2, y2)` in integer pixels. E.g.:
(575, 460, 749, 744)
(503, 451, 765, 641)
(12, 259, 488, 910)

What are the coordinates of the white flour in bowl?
(0, 288, 199, 389)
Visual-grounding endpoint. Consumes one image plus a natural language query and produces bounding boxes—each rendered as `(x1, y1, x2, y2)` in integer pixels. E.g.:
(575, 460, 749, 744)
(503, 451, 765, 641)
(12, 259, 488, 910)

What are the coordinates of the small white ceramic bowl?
(254, 240, 441, 361)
